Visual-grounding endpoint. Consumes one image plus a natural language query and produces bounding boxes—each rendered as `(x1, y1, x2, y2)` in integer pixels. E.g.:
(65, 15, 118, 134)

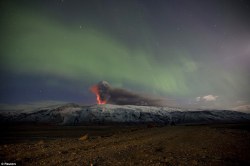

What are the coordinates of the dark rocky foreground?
(1, 124, 250, 166)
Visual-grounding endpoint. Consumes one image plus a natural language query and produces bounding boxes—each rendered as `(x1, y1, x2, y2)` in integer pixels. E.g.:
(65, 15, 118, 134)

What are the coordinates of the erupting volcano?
(91, 85, 106, 104)
(90, 81, 174, 106)
(90, 81, 110, 104)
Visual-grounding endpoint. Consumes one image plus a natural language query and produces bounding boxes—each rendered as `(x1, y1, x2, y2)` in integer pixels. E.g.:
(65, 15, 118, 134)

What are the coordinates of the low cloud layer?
(196, 95, 218, 102)
(231, 105, 250, 113)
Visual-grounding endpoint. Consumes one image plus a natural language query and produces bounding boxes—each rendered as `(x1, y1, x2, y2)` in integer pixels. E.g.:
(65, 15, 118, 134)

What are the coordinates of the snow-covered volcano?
(0, 103, 250, 125)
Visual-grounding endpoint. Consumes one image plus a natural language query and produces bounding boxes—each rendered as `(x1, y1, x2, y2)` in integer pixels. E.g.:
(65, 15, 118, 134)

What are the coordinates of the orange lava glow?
(90, 85, 106, 104)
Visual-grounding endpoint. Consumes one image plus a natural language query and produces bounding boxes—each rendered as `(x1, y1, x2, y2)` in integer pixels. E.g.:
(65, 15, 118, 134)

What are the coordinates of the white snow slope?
(0, 103, 250, 125)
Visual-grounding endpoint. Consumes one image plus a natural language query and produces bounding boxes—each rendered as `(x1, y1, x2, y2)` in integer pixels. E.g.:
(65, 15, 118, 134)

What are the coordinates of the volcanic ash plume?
(90, 81, 173, 106)
(90, 81, 110, 104)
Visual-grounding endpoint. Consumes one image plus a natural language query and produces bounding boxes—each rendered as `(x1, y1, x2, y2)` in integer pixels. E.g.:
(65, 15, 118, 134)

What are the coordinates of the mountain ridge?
(0, 103, 250, 125)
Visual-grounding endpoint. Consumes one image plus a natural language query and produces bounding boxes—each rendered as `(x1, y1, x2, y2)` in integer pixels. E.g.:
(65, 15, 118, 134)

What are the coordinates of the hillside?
(1, 103, 250, 125)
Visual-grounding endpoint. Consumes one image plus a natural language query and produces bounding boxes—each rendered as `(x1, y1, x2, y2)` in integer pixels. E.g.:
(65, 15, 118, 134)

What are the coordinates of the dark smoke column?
(90, 81, 111, 104)
(90, 81, 173, 106)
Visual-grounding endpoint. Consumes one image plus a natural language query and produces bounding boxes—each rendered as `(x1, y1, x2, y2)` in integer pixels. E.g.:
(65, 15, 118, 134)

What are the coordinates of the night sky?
(1, 0, 250, 109)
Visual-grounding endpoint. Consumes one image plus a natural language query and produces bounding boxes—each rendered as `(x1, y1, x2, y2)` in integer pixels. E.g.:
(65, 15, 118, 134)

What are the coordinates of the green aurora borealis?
(1, 0, 250, 107)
